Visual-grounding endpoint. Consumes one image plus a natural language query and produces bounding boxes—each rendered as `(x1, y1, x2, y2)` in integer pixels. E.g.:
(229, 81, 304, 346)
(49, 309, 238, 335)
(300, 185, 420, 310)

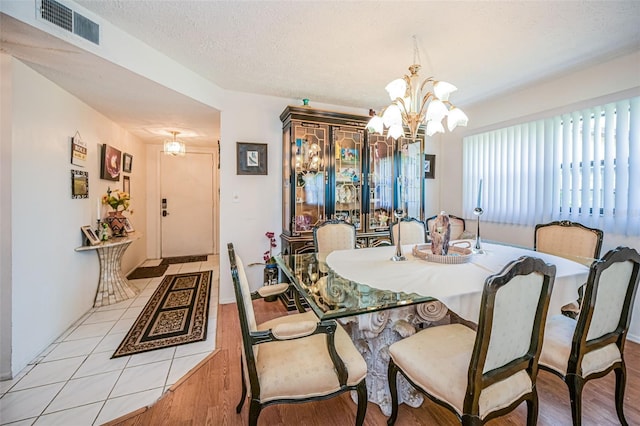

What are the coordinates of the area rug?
(127, 264, 169, 280)
(160, 255, 208, 265)
(113, 270, 213, 358)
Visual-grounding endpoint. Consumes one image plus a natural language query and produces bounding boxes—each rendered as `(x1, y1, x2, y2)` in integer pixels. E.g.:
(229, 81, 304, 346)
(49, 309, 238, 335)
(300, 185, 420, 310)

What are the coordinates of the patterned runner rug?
(113, 271, 212, 358)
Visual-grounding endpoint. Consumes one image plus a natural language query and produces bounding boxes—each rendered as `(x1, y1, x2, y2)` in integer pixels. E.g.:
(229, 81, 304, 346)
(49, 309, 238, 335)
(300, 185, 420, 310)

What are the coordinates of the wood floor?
(107, 299, 640, 426)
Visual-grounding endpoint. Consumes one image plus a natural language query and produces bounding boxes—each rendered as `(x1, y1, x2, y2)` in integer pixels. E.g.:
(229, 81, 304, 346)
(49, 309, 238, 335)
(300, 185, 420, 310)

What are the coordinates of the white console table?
(75, 232, 141, 307)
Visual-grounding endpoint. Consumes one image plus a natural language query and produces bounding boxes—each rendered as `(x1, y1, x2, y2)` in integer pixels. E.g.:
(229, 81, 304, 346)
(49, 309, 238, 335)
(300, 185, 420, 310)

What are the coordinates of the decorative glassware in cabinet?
(333, 127, 364, 230)
(399, 137, 423, 219)
(293, 124, 327, 234)
(367, 134, 395, 232)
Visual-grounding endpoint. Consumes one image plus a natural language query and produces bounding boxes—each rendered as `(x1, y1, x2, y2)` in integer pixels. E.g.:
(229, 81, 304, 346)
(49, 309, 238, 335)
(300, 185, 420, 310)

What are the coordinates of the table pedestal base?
(94, 241, 139, 307)
(342, 301, 450, 416)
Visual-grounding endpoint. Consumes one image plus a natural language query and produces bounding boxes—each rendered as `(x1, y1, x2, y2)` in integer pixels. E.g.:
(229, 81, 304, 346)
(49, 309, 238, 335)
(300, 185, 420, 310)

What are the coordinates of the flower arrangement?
(263, 231, 277, 265)
(102, 187, 131, 212)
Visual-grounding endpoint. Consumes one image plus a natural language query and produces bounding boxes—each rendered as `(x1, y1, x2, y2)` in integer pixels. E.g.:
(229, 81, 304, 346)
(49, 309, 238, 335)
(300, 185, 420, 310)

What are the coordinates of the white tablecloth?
(325, 242, 590, 323)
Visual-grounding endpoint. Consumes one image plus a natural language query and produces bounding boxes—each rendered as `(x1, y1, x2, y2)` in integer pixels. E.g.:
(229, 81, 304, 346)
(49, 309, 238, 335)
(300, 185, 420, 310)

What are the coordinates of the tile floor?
(0, 256, 219, 426)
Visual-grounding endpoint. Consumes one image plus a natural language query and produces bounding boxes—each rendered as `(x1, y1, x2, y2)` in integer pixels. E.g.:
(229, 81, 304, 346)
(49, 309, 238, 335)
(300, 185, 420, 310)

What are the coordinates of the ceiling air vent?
(39, 0, 100, 45)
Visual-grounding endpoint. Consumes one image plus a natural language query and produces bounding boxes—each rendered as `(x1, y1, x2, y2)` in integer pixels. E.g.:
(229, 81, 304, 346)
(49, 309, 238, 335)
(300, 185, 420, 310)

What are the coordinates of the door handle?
(162, 210, 169, 217)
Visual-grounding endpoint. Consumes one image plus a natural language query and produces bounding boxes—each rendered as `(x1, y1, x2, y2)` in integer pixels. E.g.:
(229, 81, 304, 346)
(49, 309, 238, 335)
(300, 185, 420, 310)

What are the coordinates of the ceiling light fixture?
(164, 131, 186, 156)
(367, 36, 468, 140)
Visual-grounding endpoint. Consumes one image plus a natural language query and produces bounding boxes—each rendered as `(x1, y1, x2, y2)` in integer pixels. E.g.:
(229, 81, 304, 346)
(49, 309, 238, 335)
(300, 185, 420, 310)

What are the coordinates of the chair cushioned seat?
(389, 324, 532, 419)
(539, 315, 621, 376)
(256, 310, 367, 403)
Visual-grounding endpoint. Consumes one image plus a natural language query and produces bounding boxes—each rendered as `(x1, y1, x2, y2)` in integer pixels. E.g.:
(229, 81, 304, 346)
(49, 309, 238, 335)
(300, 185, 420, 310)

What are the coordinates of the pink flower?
(263, 231, 277, 263)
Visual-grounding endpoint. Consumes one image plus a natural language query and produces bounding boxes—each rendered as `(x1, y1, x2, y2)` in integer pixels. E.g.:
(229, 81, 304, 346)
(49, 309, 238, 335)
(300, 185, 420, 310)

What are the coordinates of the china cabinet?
(280, 105, 426, 254)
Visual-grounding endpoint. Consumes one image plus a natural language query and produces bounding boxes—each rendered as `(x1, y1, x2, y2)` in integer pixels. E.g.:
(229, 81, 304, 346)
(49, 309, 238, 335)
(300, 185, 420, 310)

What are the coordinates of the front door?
(160, 152, 214, 257)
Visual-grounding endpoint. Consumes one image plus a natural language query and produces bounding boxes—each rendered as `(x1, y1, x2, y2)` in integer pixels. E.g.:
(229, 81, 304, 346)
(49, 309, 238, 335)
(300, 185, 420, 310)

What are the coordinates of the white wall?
(1, 55, 148, 378)
(0, 53, 14, 380)
(217, 92, 368, 304)
(435, 51, 640, 340)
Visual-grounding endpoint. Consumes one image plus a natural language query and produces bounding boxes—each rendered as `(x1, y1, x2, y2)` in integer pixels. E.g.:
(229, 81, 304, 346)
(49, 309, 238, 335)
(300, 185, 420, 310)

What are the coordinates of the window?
(463, 96, 639, 236)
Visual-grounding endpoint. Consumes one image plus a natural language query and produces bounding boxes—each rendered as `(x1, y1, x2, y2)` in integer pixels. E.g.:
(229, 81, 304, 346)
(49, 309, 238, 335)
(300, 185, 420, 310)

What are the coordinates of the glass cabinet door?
(333, 127, 364, 230)
(367, 134, 395, 232)
(399, 137, 423, 220)
(292, 122, 328, 234)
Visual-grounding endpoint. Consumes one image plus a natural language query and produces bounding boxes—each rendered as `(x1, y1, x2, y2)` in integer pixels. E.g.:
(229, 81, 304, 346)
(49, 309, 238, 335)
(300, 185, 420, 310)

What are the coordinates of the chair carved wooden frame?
(387, 256, 556, 426)
(535, 220, 604, 318)
(227, 243, 368, 426)
(539, 246, 640, 426)
(390, 217, 427, 245)
(534, 220, 604, 266)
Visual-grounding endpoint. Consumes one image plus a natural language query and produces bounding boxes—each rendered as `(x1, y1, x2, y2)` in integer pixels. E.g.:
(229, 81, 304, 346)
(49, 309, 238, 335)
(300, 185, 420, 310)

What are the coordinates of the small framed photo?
(124, 218, 135, 233)
(70, 134, 87, 167)
(101, 144, 121, 181)
(122, 153, 133, 173)
(237, 142, 267, 175)
(71, 170, 89, 199)
(81, 225, 100, 246)
(123, 175, 130, 195)
(424, 154, 436, 179)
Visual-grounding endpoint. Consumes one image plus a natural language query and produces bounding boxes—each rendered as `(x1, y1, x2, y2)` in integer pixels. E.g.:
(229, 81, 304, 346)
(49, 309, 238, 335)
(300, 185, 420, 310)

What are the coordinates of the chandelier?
(164, 131, 186, 156)
(367, 37, 468, 140)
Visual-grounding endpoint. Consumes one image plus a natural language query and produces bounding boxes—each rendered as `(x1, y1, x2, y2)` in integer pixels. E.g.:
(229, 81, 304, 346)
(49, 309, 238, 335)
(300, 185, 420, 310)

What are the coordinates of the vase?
(105, 211, 127, 236)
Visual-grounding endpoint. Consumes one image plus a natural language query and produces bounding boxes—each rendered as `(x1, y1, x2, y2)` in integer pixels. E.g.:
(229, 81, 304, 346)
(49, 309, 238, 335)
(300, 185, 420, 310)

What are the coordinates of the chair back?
(227, 243, 260, 392)
(534, 220, 603, 266)
(465, 256, 556, 414)
(390, 217, 426, 245)
(572, 246, 640, 365)
(427, 214, 466, 240)
(313, 219, 356, 254)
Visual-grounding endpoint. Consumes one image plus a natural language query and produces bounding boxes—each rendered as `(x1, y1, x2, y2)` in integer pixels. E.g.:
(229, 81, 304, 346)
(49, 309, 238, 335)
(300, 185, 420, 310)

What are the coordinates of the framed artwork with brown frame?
(81, 225, 101, 246)
(101, 144, 122, 181)
(424, 154, 436, 179)
(237, 142, 268, 175)
(71, 170, 89, 199)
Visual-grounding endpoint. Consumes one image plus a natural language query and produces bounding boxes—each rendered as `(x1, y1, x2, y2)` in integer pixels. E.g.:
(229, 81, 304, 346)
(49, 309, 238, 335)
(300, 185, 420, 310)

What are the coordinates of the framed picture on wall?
(122, 153, 133, 173)
(71, 170, 89, 199)
(236, 142, 267, 175)
(100, 144, 121, 181)
(70, 133, 87, 167)
(424, 154, 436, 179)
(123, 175, 130, 195)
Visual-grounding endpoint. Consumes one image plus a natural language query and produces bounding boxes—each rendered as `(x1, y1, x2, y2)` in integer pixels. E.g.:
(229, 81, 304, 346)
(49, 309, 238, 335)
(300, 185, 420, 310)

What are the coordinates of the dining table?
(275, 241, 590, 416)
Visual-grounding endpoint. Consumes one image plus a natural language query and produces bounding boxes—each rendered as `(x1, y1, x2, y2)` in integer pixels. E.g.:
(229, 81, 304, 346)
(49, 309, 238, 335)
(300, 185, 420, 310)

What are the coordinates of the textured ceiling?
(3, 1, 640, 145)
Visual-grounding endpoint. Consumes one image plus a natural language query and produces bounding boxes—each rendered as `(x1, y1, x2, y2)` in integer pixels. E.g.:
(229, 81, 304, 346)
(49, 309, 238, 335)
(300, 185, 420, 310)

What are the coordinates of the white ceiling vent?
(38, 0, 100, 45)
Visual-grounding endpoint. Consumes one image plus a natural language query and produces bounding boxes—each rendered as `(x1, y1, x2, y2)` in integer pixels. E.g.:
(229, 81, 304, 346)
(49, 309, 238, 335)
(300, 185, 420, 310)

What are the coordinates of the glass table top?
(275, 252, 435, 320)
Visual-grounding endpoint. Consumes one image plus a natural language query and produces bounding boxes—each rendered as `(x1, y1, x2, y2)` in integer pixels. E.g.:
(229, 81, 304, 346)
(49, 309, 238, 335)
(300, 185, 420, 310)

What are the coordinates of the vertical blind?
(463, 96, 639, 236)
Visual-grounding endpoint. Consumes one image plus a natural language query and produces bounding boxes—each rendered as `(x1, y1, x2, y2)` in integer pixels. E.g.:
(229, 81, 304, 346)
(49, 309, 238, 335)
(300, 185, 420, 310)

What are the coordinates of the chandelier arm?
(419, 77, 435, 94)
(417, 92, 436, 118)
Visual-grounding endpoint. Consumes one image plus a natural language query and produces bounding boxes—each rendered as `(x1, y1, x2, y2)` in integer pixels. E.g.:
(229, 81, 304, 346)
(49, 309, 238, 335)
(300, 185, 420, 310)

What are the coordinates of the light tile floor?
(0, 256, 219, 426)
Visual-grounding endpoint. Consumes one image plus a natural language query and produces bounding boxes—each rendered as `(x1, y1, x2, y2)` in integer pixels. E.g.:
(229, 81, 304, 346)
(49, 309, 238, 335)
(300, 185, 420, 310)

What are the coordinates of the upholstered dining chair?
(313, 219, 357, 253)
(535, 220, 604, 318)
(387, 256, 556, 426)
(390, 217, 427, 245)
(426, 214, 470, 241)
(539, 246, 640, 426)
(227, 243, 368, 426)
(534, 220, 604, 266)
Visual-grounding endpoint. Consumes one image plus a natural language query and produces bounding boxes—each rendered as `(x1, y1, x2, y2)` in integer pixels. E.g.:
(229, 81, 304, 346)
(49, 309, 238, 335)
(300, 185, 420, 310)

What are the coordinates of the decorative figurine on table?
(429, 211, 451, 255)
(100, 222, 110, 241)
